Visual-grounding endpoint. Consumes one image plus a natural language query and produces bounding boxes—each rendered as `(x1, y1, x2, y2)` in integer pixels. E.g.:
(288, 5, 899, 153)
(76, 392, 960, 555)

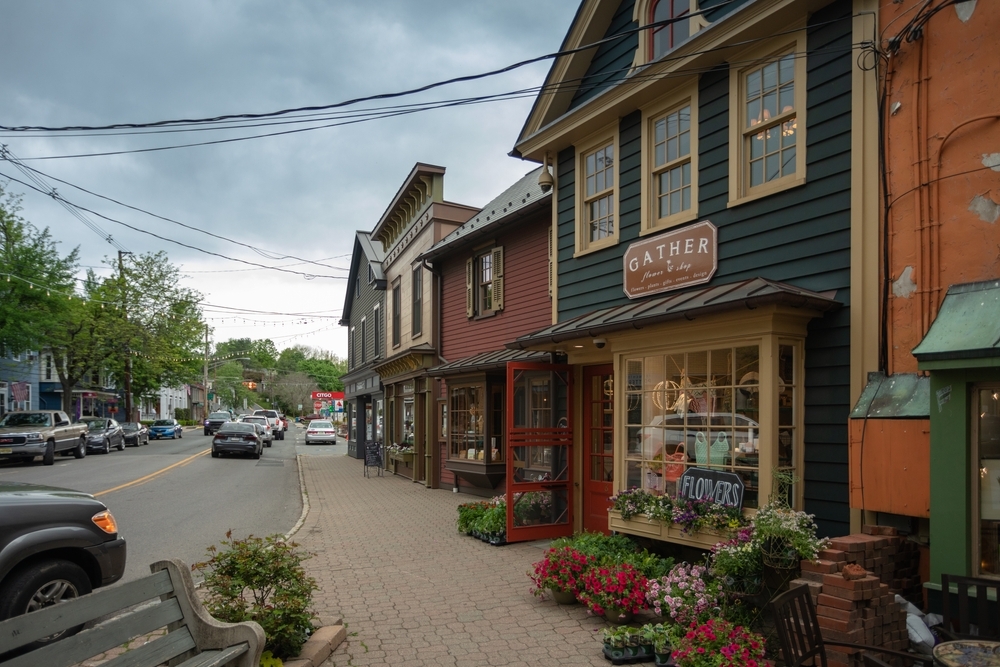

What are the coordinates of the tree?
(212, 361, 253, 410)
(270, 371, 318, 415)
(214, 338, 254, 366)
(277, 345, 308, 373)
(298, 356, 346, 393)
(0, 184, 78, 356)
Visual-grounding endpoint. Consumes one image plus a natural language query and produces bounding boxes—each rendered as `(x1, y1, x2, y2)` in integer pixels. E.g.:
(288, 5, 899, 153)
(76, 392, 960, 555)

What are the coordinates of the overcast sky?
(0, 1, 578, 358)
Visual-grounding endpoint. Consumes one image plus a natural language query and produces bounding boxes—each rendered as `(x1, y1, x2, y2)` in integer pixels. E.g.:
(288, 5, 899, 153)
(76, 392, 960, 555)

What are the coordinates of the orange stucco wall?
(882, 0, 1000, 374)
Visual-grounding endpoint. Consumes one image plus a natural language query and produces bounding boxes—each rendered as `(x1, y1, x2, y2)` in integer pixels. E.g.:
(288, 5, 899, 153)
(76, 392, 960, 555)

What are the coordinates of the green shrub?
(473, 502, 507, 536)
(193, 532, 317, 659)
(457, 501, 489, 534)
(550, 531, 673, 579)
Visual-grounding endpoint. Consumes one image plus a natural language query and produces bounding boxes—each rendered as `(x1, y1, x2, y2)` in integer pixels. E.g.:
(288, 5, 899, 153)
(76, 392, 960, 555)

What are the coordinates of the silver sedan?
(305, 420, 338, 445)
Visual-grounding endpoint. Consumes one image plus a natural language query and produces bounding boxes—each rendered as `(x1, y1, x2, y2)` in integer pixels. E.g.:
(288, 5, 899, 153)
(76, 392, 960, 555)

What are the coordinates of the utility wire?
(0, 0, 743, 134)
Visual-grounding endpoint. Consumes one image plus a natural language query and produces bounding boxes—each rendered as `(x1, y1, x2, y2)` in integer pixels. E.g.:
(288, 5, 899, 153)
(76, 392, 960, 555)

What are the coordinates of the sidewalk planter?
(602, 644, 656, 665)
(550, 589, 577, 605)
(607, 511, 730, 549)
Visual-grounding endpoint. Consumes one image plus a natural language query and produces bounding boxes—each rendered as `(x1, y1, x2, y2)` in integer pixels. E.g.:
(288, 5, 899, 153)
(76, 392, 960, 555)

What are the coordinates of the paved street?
(295, 455, 628, 667)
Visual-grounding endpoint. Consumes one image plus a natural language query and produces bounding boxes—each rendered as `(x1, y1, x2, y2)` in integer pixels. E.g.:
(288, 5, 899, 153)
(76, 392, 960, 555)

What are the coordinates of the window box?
(608, 510, 731, 549)
(389, 451, 415, 464)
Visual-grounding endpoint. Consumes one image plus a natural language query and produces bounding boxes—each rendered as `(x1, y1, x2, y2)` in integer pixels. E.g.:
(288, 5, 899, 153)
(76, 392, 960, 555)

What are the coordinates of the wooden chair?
(940, 574, 1000, 640)
(771, 585, 933, 667)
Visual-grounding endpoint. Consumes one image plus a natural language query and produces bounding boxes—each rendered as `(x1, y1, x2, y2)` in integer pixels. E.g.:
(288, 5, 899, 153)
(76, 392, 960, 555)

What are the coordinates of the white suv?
(238, 415, 273, 447)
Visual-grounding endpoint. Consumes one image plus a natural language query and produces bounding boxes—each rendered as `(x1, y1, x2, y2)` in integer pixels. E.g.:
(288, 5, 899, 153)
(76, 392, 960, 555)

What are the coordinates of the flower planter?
(604, 607, 634, 625)
(550, 589, 577, 605)
(607, 511, 733, 548)
(601, 644, 655, 665)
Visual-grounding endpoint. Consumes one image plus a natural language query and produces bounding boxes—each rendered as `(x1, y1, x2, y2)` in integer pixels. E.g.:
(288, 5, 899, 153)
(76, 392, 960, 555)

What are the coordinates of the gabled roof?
(507, 277, 839, 348)
(419, 166, 551, 262)
(339, 231, 386, 327)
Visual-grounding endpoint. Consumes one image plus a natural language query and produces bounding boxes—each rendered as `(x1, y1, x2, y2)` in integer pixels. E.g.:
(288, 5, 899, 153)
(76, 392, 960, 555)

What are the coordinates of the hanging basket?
(726, 574, 764, 597)
(760, 538, 801, 571)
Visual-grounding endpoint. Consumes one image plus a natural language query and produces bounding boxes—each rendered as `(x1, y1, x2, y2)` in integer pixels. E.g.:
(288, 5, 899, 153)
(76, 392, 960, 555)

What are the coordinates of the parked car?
(211, 423, 262, 459)
(82, 418, 125, 454)
(305, 420, 338, 445)
(120, 422, 149, 447)
(238, 415, 273, 447)
(252, 410, 284, 440)
(203, 411, 232, 436)
(149, 419, 183, 440)
(0, 481, 126, 649)
(0, 411, 88, 465)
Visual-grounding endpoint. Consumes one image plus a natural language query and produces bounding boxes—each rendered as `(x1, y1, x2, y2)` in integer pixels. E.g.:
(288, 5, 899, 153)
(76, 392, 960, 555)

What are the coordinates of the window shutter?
(466, 258, 474, 318)
(492, 246, 504, 311)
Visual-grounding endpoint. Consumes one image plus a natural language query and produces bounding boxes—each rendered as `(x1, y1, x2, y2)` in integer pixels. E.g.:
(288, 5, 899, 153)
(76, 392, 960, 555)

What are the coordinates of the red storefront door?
(583, 365, 614, 534)
(505, 362, 573, 543)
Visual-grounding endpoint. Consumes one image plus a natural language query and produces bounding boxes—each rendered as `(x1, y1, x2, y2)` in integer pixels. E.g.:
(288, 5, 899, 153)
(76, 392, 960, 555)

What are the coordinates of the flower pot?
(604, 607, 634, 625)
(654, 653, 675, 667)
(550, 589, 577, 605)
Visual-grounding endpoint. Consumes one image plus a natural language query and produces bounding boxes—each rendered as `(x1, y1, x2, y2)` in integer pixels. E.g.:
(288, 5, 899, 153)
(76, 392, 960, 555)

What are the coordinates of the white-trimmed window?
(651, 0, 690, 59)
(729, 33, 807, 205)
(642, 86, 699, 233)
(576, 129, 619, 255)
(373, 303, 381, 360)
(349, 326, 355, 368)
(466, 247, 505, 318)
(411, 266, 423, 337)
(360, 317, 367, 364)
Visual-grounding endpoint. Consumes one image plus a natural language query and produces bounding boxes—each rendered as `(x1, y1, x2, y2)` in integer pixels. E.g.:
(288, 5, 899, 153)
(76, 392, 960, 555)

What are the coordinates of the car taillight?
(92, 510, 118, 535)
(307, 430, 317, 435)
(245, 435, 258, 442)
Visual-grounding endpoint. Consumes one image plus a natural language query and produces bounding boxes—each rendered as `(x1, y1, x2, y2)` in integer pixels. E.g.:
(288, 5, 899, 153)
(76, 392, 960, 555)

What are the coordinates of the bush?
(174, 407, 191, 420)
(456, 501, 489, 534)
(193, 532, 318, 659)
(551, 531, 674, 580)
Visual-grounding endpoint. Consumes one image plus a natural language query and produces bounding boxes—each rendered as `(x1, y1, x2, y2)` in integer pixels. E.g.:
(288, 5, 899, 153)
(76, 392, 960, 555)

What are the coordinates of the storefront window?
(977, 386, 1000, 577)
(402, 397, 414, 446)
(375, 399, 383, 441)
(349, 403, 357, 442)
(365, 403, 373, 441)
(450, 385, 485, 460)
(625, 344, 785, 509)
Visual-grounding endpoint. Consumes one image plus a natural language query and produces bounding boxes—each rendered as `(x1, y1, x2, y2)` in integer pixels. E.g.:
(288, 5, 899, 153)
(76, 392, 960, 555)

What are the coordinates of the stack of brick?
(788, 528, 919, 667)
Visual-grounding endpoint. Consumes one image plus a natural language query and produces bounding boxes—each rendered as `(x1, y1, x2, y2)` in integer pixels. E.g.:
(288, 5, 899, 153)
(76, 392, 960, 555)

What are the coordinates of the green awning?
(913, 279, 1000, 364)
(849, 372, 929, 419)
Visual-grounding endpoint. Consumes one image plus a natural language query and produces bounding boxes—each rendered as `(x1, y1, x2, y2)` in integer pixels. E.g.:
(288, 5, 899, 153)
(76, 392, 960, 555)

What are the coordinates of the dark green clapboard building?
(506, 0, 880, 546)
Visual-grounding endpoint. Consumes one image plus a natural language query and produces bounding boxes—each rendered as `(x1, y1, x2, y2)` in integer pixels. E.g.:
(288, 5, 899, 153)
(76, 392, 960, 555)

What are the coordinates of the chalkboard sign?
(676, 467, 745, 509)
(364, 441, 383, 478)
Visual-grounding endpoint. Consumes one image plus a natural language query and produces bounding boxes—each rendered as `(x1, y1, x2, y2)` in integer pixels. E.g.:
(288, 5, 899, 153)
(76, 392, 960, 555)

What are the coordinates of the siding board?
(570, 0, 639, 109)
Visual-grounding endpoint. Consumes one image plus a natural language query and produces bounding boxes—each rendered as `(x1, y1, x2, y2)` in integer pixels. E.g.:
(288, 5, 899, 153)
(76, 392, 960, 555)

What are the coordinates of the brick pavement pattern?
(295, 455, 631, 667)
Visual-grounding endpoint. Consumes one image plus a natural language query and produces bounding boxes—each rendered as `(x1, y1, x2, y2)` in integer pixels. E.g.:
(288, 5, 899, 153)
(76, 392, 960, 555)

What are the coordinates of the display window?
(623, 340, 799, 509)
(975, 385, 1000, 577)
(446, 380, 505, 465)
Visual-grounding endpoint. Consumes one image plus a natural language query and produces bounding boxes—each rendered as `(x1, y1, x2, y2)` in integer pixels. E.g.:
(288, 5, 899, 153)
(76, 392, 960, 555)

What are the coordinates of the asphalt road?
(0, 423, 346, 584)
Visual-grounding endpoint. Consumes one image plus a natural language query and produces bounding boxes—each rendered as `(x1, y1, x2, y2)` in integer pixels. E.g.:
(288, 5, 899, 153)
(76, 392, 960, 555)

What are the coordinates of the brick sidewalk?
(295, 455, 639, 667)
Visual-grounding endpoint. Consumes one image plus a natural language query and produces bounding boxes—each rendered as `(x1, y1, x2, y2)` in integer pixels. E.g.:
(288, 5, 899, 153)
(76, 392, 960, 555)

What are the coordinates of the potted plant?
(472, 496, 507, 545)
(670, 618, 766, 667)
(601, 625, 631, 662)
(646, 563, 721, 627)
(579, 562, 648, 624)
(752, 501, 827, 571)
(528, 546, 594, 604)
(709, 527, 764, 597)
(456, 501, 489, 536)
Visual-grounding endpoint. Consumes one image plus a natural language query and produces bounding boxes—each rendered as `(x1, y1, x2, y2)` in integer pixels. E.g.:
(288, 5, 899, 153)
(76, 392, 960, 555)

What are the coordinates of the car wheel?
(103, 439, 110, 455)
(211, 449, 220, 458)
(178, 430, 183, 439)
(116, 438, 125, 451)
(73, 437, 86, 459)
(204, 430, 210, 436)
(0, 559, 91, 648)
(252, 449, 261, 460)
(42, 440, 55, 466)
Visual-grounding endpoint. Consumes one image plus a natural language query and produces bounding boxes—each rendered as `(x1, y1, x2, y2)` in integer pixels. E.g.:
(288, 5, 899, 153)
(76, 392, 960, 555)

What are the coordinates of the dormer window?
(650, 0, 690, 60)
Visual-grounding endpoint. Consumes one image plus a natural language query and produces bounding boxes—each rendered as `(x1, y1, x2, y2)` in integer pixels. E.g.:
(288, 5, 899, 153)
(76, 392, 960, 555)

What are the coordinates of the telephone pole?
(203, 325, 210, 415)
(118, 251, 133, 421)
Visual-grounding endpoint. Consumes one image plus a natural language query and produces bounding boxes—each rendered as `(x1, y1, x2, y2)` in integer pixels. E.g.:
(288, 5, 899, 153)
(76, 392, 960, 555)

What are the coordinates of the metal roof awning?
(428, 349, 551, 377)
(507, 277, 840, 349)
(913, 279, 1000, 367)
(849, 372, 930, 419)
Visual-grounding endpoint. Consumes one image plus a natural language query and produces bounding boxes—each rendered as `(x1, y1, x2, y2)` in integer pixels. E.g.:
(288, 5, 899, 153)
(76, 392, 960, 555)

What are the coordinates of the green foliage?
(550, 531, 673, 580)
(193, 532, 317, 659)
(174, 408, 191, 420)
(297, 357, 346, 393)
(0, 184, 79, 356)
(456, 501, 489, 534)
(473, 502, 507, 536)
(259, 651, 283, 667)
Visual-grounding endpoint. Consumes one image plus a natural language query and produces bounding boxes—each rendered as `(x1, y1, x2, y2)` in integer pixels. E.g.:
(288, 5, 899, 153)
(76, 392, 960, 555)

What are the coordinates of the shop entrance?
(583, 365, 614, 534)
(505, 362, 573, 543)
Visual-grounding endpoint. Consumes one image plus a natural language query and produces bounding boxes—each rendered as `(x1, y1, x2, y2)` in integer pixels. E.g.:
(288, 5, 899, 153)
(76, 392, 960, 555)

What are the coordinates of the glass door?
(583, 365, 614, 534)
(506, 362, 573, 543)
(977, 386, 1000, 577)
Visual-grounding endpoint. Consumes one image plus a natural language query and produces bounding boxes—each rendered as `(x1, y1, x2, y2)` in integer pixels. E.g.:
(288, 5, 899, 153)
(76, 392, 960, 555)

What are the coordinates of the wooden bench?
(0, 558, 264, 667)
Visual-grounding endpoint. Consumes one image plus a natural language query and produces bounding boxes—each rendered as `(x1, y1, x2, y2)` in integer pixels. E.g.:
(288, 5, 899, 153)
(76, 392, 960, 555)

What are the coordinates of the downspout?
(423, 257, 443, 490)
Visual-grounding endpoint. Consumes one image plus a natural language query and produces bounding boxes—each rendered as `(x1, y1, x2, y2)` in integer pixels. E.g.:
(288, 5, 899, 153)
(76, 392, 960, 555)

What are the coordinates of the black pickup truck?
(202, 411, 232, 436)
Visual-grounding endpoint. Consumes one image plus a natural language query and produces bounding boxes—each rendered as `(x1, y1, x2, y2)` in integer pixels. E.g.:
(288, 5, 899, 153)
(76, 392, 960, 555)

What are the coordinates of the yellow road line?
(94, 449, 209, 497)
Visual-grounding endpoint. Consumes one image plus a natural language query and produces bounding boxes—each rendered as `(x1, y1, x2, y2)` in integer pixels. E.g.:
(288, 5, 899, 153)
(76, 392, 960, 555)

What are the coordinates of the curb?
(285, 454, 310, 540)
(282, 623, 347, 667)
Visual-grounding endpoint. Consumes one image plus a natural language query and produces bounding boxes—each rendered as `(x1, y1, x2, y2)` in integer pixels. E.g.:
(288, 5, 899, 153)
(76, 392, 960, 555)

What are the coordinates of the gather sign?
(622, 221, 717, 299)
(676, 467, 745, 509)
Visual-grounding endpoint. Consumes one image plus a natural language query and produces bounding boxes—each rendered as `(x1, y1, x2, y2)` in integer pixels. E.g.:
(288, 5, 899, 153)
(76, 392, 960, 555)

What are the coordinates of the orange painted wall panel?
(849, 418, 930, 517)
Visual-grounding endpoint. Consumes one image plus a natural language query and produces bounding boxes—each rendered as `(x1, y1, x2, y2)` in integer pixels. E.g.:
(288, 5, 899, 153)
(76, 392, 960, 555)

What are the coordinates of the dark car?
(203, 411, 231, 436)
(211, 423, 262, 459)
(149, 419, 183, 440)
(0, 482, 126, 649)
(83, 418, 125, 454)
(120, 422, 148, 447)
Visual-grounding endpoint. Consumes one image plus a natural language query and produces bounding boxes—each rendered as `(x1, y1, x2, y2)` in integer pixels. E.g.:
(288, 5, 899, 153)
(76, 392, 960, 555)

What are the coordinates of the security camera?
(593, 338, 607, 349)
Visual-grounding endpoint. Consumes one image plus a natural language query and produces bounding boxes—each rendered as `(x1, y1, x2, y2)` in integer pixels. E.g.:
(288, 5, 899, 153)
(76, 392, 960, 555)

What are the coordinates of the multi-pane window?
(653, 104, 692, 220)
(449, 385, 484, 461)
(745, 53, 797, 188)
(373, 304, 381, 360)
(391, 281, 401, 347)
(976, 386, 1000, 577)
(479, 251, 493, 313)
(584, 143, 615, 243)
(624, 345, 775, 509)
(44, 355, 52, 381)
(412, 267, 423, 337)
(360, 318, 367, 364)
(651, 0, 690, 59)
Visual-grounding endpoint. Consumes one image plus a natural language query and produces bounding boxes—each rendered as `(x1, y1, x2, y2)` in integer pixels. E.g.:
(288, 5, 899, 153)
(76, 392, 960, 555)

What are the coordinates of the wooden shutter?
(492, 246, 504, 311)
(466, 258, 474, 318)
